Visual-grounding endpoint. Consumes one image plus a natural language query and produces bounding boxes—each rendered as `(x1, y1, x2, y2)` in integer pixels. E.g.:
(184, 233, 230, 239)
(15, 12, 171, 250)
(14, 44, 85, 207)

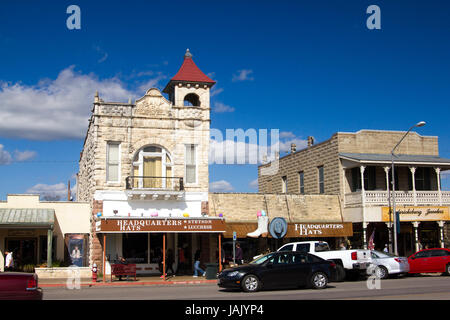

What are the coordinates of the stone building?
(258, 130, 450, 256)
(77, 50, 225, 278)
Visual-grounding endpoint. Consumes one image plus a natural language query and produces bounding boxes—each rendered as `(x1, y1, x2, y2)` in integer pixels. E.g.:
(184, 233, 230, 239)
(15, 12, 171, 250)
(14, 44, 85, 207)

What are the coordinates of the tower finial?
(185, 48, 192, 58)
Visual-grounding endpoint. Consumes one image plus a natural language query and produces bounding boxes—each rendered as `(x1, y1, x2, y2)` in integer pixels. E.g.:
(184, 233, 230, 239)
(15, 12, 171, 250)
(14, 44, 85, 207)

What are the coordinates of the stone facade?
(209, 193, 344, 223)
(77, 80, 212, 269)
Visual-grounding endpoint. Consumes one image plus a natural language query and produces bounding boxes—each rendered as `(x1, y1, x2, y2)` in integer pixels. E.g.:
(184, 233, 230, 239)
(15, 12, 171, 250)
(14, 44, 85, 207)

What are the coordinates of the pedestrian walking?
(193, 249, 205, 277)
(339, 242, 346, 250)
(235, 243, 243, 265)
(383, 244, 389, 253)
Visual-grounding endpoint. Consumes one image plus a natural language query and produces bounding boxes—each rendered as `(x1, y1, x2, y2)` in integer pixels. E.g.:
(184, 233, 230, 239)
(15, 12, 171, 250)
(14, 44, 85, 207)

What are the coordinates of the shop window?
(185, 144, 197, 184)
(351, 166, 376, 192)
(318, 166, 325, 194)
(122, 233, 148, 264)
(298, 171, 304, 194)
(281, 176, 287, 193)
(107, 142, 120, 183)
(415, 167, 432, 191)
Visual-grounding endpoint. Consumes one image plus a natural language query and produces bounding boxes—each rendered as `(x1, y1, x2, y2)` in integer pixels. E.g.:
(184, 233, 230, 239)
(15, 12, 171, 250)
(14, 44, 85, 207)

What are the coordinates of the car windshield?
(249, 253, 275, 265)
(373, 250, 396, 258)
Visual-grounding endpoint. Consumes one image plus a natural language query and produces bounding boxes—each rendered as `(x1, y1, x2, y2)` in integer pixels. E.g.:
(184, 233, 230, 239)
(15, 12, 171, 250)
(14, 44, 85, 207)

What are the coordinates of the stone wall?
(258, 135, 341, 195)
(209, 193, 344, 223)
(337, 130, 439, 156)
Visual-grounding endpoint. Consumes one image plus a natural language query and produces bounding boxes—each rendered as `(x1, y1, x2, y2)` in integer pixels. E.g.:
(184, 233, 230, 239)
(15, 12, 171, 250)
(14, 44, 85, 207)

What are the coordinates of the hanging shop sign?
(96, 217, 226, 233)
(381, 206, 450, 222)
(269, 217, 288, 239)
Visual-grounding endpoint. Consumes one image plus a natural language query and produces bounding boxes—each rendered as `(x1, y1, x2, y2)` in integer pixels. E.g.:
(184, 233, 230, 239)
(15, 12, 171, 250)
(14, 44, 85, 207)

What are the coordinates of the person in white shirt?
(5, 251, 14, 271)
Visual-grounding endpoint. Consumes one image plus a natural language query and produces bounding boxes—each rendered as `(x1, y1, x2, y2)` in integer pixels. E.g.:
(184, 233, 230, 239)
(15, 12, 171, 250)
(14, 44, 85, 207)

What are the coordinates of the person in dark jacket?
(235, 243, 243, 265)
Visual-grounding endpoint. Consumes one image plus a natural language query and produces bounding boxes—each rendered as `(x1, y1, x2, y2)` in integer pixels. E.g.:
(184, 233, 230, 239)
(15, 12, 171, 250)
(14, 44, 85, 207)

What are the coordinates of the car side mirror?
(410, 256, 415, 260)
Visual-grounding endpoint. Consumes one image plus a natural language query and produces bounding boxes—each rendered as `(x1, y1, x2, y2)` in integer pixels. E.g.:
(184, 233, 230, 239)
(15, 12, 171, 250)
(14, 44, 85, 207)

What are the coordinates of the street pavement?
(42, 274, 450, 300)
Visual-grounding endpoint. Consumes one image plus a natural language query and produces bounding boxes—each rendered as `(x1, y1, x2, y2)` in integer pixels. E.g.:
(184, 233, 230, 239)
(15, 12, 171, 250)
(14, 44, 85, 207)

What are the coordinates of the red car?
(0, 272, 43, 300)
(408, 248, 450, 275)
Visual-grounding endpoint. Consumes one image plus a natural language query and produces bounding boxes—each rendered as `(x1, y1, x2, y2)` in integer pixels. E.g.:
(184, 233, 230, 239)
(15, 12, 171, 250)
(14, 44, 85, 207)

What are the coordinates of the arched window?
(131, 145, 173, 188)
(183, 93, 200, 107)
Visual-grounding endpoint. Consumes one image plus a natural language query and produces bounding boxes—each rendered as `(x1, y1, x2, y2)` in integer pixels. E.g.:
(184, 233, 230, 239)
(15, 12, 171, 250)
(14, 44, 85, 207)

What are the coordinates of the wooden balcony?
(125, 176, 184, 200)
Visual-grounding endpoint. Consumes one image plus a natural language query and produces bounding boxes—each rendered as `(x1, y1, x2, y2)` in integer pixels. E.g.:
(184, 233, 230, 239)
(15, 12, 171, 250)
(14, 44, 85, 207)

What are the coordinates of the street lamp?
(391, 121, 426, 256)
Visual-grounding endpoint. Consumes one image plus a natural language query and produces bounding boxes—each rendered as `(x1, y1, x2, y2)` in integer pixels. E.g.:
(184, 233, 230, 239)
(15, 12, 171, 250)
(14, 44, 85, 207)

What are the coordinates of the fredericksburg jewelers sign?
(382, 206, 450, 222)
(96, 217, 226, 233)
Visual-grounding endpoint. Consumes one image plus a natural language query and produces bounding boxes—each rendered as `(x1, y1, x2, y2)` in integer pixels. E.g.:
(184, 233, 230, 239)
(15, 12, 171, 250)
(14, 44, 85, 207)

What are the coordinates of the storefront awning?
(340, 153, 450, 168)
(0, 208, 55, 228)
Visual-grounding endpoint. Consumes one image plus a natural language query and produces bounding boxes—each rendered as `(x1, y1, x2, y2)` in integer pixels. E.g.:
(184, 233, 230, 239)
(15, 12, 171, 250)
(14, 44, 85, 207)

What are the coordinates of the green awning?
(0, 208, 55, 228)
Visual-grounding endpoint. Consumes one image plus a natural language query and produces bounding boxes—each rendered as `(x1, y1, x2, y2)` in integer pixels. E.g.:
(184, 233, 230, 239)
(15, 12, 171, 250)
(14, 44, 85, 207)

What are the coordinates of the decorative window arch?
(183, 93, 200, 107)
(131, 145, 173, 188)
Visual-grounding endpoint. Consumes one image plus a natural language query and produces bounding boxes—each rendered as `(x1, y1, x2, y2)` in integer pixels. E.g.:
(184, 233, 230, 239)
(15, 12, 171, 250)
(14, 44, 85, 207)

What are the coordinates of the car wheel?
(310, 272, 328, 289)
(446, 264, 450, 276)
(375, 266, 389, 279)
(241, 275, 260, 292)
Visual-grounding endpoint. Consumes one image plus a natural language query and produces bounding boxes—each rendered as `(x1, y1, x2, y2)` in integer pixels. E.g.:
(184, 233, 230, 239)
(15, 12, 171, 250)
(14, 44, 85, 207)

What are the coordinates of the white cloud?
(137, 73, 167, 93)
(26, 182, 77, 201)
(232, 69, 254, 82)
(0, 66, 135, 140)
(13, 150, 37, 162)
(279, 131, 296, 139)
(249, 179, 258, 190)
(279, 138, 308, 154)
(0, 144, 12, 165)
(213, 101, 235, 113)
(210, 87, 224, 97)
(0, 145, 37, 164)
(209, 180, 234, 192)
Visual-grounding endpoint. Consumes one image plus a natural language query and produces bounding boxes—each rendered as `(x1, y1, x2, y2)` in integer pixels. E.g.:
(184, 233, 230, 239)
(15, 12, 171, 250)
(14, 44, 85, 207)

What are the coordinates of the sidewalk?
(39, 274, 217, 288)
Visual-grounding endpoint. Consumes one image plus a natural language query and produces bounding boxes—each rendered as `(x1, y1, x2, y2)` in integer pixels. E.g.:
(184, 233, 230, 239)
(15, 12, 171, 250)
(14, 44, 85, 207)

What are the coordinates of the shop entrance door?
(6, 238, 37, 270)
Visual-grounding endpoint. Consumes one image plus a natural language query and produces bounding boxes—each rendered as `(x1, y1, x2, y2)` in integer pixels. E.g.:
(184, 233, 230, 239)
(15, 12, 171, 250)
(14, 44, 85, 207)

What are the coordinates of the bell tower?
(163, 49, 215, 109)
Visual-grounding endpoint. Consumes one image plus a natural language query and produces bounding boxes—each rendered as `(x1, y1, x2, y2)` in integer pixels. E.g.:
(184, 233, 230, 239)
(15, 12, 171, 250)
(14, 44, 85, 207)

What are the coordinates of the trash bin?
(205, 263, 218, 279)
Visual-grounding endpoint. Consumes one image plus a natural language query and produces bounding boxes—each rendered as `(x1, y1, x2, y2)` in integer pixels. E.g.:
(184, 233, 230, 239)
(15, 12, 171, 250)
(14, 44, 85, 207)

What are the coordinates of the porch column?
(435, 168, 442, 206)
(360, 166, 366, 206)
(363, 222, 369, 250)
(412, 221, 420, 252)
(163, 233, 166, 281)
(47, 227, 53, 268)
(102, 233, 106, 283)
(410, 167, 417, 206)
(342, 168, 346, 207)
(438, 221, 445, 248)
(385, 222, 393, 253)
(218, 234, 222, 272)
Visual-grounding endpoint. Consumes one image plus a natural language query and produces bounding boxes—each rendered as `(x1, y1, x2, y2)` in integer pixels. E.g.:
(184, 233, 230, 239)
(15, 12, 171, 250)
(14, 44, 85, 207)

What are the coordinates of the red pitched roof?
(170, 50, 215, 84)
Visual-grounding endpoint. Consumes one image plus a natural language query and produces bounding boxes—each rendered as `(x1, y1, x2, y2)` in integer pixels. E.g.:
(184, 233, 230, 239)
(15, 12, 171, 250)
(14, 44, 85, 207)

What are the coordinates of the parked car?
(217, 251, 337, 292)
(368, 250, 409, 279)
(408, 248, 450, 275)
(0, 272, 43, 300)
(277, 241, 372, 280)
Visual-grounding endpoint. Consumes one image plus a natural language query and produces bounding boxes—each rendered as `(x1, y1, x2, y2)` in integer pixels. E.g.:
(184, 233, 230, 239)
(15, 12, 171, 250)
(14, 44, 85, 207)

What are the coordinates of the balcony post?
(385, 222, 393, 253)
(437, 221, 445, 248)
(435, 167, 442, 206)
(412, 221, 420, 252)
(362, 222, 369, 250)
(410, 167, 417, 206)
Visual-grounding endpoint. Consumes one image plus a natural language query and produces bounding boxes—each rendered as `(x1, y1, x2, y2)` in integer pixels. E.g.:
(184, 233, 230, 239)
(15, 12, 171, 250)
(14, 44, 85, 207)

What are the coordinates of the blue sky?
(0, 0, 450, 200)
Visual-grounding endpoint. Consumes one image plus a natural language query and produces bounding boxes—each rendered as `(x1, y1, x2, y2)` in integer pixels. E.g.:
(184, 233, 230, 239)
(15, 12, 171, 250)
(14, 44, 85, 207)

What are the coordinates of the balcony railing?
(126, 176, 184, 191)
(345, 190, 450, 207)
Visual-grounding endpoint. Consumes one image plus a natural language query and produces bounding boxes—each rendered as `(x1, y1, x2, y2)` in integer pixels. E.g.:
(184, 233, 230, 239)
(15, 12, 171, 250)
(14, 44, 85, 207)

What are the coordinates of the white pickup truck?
(277, 241, 372, 280)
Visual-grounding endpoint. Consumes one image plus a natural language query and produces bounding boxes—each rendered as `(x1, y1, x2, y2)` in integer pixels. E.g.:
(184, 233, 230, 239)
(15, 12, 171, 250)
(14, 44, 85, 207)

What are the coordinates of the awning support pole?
(163, 233, 166, 281)
(47, 227, 53, 268)
(103, 233, 106, 283)
(219, 234, 222, 272)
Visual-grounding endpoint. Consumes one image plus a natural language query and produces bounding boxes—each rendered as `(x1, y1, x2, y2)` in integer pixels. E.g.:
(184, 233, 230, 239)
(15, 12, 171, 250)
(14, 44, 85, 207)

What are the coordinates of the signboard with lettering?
(97, 218, 226, 233)
(288, 223, 353, 238)
(382, 206, 450, 222)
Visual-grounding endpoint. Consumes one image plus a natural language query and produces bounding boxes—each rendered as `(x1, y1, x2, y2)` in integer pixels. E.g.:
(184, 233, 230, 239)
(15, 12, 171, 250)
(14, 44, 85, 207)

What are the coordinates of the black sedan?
(217, 251, 336, 292)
